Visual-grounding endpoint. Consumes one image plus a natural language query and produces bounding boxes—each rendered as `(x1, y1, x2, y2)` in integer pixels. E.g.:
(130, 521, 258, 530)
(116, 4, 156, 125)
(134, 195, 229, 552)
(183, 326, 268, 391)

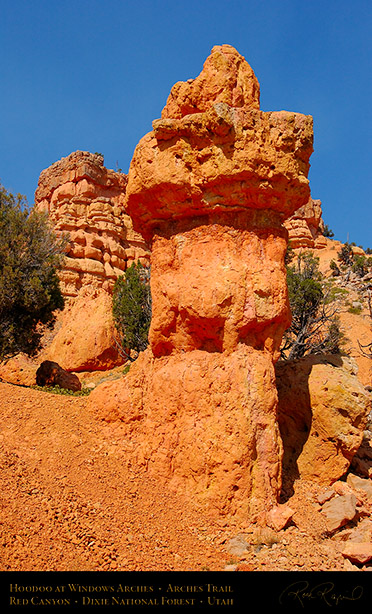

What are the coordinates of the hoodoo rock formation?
(88, 44, 314, 521)
(34, 151, 150, 371)
(284, 196, 327, 250)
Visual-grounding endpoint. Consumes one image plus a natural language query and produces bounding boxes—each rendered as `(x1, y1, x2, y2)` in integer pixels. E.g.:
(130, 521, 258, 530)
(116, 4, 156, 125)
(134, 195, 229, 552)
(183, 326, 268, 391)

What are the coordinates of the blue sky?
(1, 0, 371, 247)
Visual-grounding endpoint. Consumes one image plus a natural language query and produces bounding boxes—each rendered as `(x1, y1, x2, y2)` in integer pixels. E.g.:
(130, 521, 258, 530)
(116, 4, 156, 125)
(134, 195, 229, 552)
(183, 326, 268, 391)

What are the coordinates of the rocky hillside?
(296, 237, 372, 386)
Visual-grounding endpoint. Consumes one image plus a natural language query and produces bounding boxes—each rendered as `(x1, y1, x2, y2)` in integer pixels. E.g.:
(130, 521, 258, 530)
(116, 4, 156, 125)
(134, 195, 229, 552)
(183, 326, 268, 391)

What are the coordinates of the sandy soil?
(1, 381, 369, 573)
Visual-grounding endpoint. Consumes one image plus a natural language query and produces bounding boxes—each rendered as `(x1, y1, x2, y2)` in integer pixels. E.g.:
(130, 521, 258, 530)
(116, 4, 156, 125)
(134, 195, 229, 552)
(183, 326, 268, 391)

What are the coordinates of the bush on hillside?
(337, 242, 354, 267)
(0, 184, 65, 361)
(329, 259, 341, 276)
(112, 261, 152, 361)
(284, 242, 295, 266)
(322, 224, 334, 238)
(352, 254, 372, 278)
(358, 289, 372, 360)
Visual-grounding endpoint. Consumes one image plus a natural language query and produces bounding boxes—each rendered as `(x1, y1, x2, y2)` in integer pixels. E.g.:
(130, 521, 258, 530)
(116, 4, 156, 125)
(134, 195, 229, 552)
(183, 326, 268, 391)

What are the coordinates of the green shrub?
(323, 224, 334, 238)
(337, 242, 354, 267)
(112, 262, 152, 361)
(284, 242, 295, 265)
(32, 384, 91, 397)
(352, 255, 366, 277)
(329, 259, 340, 276)
(323, 282, 348, 304)
(347, 305, 363, 315)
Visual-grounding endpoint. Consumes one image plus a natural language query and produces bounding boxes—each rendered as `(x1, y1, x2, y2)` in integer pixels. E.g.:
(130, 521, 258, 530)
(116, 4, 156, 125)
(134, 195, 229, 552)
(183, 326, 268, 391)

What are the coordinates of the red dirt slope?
(0, 381, 368, 572)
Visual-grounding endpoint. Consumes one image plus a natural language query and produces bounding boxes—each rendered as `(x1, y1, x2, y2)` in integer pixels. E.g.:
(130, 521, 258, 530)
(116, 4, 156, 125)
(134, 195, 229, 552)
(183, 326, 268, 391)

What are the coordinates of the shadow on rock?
(276, 354, 371, 503)
(276, 357, 312, 502)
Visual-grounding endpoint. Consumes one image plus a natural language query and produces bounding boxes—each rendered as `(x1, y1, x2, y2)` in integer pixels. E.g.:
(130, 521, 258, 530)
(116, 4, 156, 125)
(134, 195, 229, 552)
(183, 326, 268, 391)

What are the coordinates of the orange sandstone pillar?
(89, 45, 313, 521)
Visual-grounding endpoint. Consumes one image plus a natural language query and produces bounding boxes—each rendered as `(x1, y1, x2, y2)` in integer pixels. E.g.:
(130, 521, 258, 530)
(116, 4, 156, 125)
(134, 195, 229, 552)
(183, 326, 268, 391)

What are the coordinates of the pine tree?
(322, 224, 334, 238)
(281, 252, 344, 360)
(337, 242, 354, 267)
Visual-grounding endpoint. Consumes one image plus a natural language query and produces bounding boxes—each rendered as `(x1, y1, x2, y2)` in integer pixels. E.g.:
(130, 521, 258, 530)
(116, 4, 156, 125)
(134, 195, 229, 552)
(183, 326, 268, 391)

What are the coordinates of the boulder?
(346, 474, 372, 500)
(341, 518, 372, 543)
(321, 493, 357, 533)
(88, 44, 314, 521)
(341, 543, 372, 565)
(0, 354, 38, 387)
(226, 535, 250, 556)
(36, 360, 81, 392)
(351, 437, 372, 478)
(266, 504, 295, 531)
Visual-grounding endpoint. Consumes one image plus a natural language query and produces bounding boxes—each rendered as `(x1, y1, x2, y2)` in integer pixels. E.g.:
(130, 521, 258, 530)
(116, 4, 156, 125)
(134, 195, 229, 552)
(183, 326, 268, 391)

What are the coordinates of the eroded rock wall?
(34, 151, 150, 371)
(35, 150, 149, 298)
(88, 44, 314, 521)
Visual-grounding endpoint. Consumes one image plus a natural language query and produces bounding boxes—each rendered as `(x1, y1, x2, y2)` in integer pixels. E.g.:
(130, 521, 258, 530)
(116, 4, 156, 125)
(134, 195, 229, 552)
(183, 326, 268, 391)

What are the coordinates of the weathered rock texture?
(34, 151, 150, 371)
(88, 44, 314, 521)
(35, 150, 149, 297)
(43, 286, 121, 372)
(276, 354, 371, 493)
(284, 197, 327, 250)
(0, 354, 38, 387)
(321, 493, 357, 533)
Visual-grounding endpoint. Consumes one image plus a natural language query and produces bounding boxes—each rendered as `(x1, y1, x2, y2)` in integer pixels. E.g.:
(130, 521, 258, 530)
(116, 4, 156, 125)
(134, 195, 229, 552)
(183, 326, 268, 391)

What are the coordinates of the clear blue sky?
(1, 0, 371, 247)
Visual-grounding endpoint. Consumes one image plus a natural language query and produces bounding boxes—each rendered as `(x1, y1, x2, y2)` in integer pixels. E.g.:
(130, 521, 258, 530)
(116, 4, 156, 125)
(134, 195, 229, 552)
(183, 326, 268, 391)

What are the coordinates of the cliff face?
(34, 151, 150, 371)
(35, 150, 149, 298)
(88, 44, 314, 521)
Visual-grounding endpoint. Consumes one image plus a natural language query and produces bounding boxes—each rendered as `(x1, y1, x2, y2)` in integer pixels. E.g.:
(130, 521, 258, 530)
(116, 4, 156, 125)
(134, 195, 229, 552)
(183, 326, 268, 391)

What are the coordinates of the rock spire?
(89, 45, 314, 520)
